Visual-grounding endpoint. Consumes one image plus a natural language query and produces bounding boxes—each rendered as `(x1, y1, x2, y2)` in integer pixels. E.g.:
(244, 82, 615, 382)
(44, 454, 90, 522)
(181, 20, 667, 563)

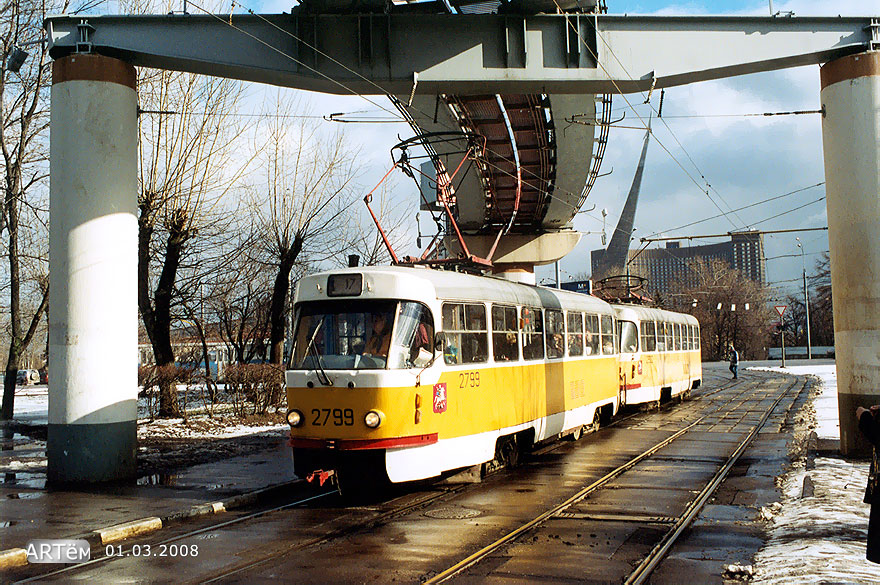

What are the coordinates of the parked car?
(16, 369, 39, 386)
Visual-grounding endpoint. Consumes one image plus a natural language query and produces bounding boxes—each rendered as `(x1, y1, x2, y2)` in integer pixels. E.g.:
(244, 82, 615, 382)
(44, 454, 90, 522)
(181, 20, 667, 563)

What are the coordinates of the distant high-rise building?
(590, 231, 766, 297)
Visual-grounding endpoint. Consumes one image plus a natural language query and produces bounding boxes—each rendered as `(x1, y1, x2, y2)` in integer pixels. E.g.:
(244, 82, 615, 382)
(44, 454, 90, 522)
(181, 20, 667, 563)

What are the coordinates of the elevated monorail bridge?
(43, 5, 880, 481)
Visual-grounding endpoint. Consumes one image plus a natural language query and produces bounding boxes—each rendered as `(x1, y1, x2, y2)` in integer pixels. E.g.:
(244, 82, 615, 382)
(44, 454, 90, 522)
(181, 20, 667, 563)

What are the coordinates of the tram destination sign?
(328, 274, 363, 297)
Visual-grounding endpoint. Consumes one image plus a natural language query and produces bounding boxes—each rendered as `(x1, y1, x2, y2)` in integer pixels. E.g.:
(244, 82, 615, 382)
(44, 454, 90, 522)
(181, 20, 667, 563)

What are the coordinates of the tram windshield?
(291, 300, 434, 370)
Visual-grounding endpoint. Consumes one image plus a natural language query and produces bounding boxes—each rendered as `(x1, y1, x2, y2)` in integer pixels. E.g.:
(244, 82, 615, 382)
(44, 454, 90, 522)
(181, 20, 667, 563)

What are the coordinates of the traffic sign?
(774, 305, 787, 317)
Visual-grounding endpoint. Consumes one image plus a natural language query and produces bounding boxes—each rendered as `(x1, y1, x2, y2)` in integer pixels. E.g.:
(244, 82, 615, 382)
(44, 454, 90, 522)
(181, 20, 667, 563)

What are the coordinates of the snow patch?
(749, 364, 880, 583)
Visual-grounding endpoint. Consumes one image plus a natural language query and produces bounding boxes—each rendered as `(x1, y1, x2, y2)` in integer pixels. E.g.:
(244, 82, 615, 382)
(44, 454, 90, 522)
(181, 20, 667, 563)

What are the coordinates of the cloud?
(226, 0, 859, 289)
(539, 0, 867, 290)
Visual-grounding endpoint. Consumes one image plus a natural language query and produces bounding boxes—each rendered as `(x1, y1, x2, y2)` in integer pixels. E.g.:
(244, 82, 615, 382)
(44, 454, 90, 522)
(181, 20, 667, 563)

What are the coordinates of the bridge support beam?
(444, 231, 582, 285)
(820, 51, 880, 456)
(47, 54, 139, 483)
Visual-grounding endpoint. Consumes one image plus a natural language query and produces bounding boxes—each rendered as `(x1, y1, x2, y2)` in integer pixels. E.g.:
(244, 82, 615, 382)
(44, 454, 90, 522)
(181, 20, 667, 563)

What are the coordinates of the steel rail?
(624, 376, 803, 585)
(14, 488, 337, 584)
(424, 374, 774, 584)
(15, 374, 748, 585)
(196, 484, 469, 584)
(424, 416, 706, 584)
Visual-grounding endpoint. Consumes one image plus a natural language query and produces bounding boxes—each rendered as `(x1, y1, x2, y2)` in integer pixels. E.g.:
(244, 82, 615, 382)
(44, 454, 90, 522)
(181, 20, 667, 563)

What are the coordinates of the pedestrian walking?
(857, 405, 880, 563)
(729, 345, 739, 379)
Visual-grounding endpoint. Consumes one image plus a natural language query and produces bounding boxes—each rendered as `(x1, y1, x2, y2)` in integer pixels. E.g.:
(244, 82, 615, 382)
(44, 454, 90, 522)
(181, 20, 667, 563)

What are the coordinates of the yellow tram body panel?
(637, 350, 701, 389)
(286, 356, 618, 443)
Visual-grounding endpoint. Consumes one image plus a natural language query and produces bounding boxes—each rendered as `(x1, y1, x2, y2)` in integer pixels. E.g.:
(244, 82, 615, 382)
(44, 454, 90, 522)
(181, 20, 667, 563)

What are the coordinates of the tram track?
(12, 488, 337, 584)
(10, 369, 800, 584)
(192, 483, 476, 584)
(424, 374, 804, 584)
(11, 397, 690, 584)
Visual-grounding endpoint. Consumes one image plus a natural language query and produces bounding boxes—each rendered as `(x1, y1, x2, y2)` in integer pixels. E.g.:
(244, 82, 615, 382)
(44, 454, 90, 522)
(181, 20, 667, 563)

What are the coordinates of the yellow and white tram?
(612, 305, 702, 408)
(285, 265, 699, 486)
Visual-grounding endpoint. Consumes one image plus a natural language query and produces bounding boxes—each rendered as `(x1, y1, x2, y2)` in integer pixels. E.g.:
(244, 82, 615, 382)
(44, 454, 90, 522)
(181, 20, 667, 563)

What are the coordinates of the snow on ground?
(10, 386, 49, 424)
(137, 415, 288, 441)
(750, 364, 880, 584)
(9, 385, 288, 440)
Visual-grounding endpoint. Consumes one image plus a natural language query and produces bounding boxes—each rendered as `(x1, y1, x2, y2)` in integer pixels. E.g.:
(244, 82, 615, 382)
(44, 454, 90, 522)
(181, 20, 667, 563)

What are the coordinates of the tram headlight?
(364, 410, 384, 429)
(287, 409, 304, 428)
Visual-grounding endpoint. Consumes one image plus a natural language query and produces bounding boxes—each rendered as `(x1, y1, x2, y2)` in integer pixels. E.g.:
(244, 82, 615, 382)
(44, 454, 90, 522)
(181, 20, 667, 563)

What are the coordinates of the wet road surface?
(8, 364, 813, 584)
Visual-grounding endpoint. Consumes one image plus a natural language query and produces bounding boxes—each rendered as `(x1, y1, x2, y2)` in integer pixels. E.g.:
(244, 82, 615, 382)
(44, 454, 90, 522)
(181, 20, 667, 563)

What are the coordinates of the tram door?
(618, 320, 640, 406)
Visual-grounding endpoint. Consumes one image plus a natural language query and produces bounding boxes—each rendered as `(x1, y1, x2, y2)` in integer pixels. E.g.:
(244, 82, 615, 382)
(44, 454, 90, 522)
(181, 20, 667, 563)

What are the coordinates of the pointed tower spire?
(597, 120, 651, 276)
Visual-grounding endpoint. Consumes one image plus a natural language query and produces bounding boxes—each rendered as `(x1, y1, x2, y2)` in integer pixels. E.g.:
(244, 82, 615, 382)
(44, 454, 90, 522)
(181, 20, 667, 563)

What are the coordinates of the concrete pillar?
(48, 54, 138, 483)
(819, 51, 880, 456)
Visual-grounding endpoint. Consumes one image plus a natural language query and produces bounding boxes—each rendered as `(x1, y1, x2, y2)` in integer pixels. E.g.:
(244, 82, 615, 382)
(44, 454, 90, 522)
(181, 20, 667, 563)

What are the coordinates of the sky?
(262, 0, 872, 301)
(95, 0, 876, 300)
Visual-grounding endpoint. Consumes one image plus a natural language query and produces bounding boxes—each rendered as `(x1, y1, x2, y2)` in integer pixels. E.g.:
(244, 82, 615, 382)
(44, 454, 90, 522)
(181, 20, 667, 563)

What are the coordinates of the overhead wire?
(184, 0, 809, 254)
(572, 11, 749, 228)
(643, 181, 824, 238)
(190, 0, 747, 249)
(188, 0, 608, 226)
(748, 196, 825, 228)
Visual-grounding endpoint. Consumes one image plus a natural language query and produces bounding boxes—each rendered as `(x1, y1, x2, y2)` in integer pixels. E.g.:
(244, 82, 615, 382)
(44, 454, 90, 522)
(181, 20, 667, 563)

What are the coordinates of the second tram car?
(612, 305, 702, 408)
(285, 265, 700, 487)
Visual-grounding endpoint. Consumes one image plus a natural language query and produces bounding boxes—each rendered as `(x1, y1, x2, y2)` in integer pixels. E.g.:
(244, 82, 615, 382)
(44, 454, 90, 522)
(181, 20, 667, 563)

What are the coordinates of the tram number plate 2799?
(311, 408, 354, 426)
(459, 371, 480, 388)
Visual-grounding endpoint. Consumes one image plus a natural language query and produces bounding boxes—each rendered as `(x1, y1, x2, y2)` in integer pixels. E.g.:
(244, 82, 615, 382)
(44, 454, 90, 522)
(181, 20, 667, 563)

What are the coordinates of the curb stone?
(0, 479, 299, 571)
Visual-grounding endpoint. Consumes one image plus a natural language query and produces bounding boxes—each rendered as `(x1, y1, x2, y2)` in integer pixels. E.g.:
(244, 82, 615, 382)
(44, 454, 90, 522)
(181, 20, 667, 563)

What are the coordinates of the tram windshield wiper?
(306, 318, 333, 386)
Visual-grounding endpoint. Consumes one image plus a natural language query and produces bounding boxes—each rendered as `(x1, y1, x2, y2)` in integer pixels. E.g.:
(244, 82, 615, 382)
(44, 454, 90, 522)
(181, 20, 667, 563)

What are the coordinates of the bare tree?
(250, 93, 361, 365)
(0, 0, 59, 420)
(810, 251, 834, 347)
(136, 66, 253, 416)
(680, 258, 775, 360)
(341, 179, 414, 267)
(213, 241, 273, 365)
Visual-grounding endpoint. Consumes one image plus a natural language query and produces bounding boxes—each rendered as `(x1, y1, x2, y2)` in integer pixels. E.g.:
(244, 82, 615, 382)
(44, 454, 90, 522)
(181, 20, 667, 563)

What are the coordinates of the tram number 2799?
(311, 408, 354, 426)
(459, 371, 480, 388)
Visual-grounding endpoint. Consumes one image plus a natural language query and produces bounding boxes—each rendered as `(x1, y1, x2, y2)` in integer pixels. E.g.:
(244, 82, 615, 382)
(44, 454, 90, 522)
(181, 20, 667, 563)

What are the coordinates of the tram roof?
(611, 303, 699, 326)
(295, 265, 615, 313)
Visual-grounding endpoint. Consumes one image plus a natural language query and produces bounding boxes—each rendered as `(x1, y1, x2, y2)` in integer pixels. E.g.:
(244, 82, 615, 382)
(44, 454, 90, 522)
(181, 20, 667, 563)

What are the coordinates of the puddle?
(6, 492, 43, 499)
(137, 473, 179, 486)
(423, 506, 482, 519)
(0, 434, 46, 450)
(1, 473, 46, 489)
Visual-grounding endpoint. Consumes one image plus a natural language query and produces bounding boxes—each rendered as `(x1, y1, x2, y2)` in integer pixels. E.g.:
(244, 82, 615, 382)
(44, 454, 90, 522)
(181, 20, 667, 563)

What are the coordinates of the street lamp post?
(796, 238, 812, 360)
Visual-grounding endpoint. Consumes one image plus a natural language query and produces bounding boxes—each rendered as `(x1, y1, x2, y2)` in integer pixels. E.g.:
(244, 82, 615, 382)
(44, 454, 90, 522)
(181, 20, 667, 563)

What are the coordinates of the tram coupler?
(306, 469, 337, 487)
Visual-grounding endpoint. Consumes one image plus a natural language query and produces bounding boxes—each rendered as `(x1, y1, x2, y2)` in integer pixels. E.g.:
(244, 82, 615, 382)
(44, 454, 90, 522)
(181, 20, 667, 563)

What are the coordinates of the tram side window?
(600, 314, 615, 355)
(674, 323, 682, 351)
(546, 310, 565, 359)
(641, 320, 656, 352)
(442, 303, 488, 365)
(693, 325, 701, 350)
(521, 307, 545, 360)
(585, 314, 600, 355)
(619, 321, 639, 353)
(491, 305, 520, 362)
(655, 322, 666, 352)
(567, 312, 584, 357)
